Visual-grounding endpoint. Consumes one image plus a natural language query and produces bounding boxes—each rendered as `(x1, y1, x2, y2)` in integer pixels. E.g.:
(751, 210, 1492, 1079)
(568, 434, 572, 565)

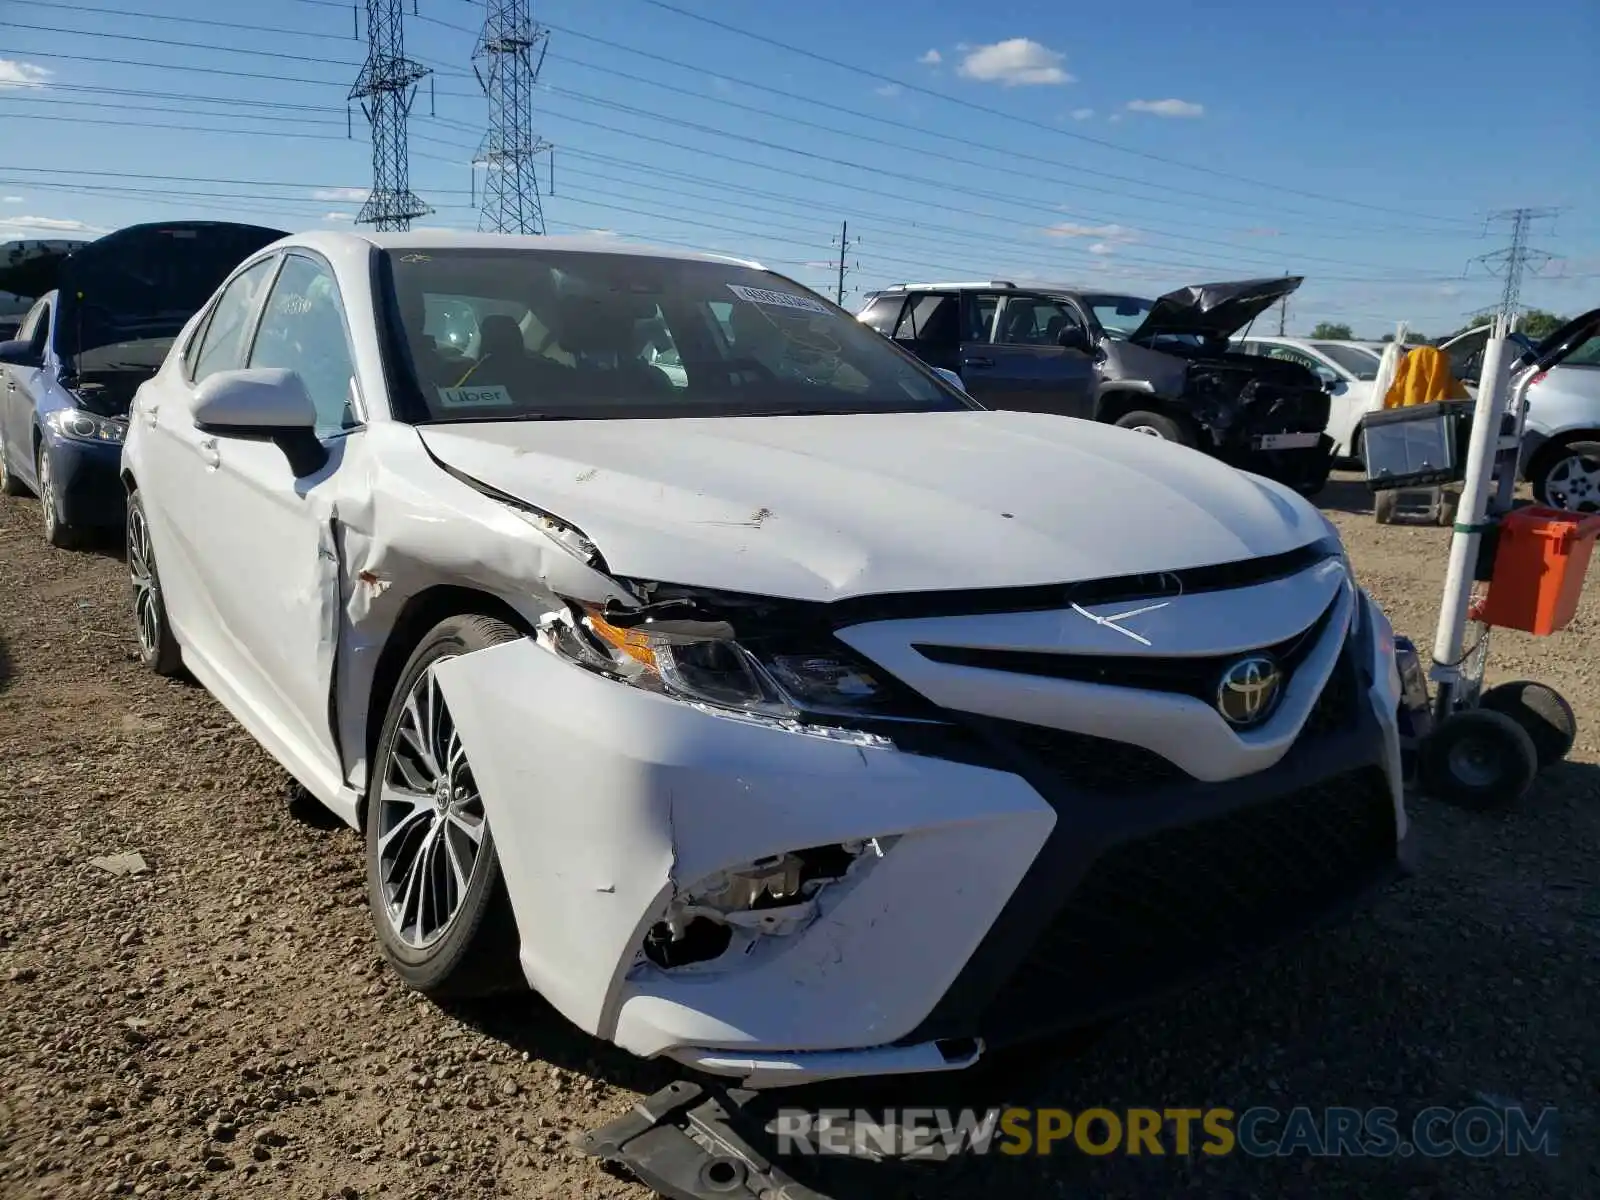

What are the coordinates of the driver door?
(177, 251, 363, 797)
(2, 297, 54, 489)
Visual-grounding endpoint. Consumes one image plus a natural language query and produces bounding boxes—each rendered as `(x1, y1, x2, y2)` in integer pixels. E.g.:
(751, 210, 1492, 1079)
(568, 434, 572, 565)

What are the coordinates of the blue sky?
(2, 0, 1597, 336)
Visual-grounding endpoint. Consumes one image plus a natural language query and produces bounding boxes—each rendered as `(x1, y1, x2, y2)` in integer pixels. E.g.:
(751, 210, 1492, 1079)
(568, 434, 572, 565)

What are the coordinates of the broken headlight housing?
(542, 600, 912, 726)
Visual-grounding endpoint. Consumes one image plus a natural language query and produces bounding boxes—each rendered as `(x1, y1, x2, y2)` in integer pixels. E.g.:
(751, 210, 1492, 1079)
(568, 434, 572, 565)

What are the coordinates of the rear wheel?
(1531, 439, 1600, 513)
(126, 490, 183, 676)
(1418, 707, 1539, 810)
(1113, 410, 1194, 447)
(1479, 680, 1576, 770)
(0, 430, 27, 496)
(37, 443, 81, 549)
(366, 614, 525, 999)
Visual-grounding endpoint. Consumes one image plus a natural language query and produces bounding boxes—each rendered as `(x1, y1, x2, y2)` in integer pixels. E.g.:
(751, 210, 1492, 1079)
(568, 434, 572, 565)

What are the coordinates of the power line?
(472, 0, 552, 234)
(630, 0, 1480, 226)
(350, 0, 432, 230)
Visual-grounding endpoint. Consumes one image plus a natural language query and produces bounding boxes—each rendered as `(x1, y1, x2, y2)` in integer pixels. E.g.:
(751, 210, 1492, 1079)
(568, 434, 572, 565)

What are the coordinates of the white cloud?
(875, 83, 902, 98)
(586, 229, 619, 238)
(1107, 112, 1123, 123)
(322, 212, 353, 222)
(1088, 242, 1117, 255)
(2, 196, 22, 204)
(1126, 98, 1205, 118)
(918, 49, 942, 65)
(311, 186, 369, 202)
(957, 39, 1073, 87)
(0, 59, 52, 90)
(0, 215, 104, 234)
(1070, 107, 1094, 121)
(1047, 221, 1137, 243)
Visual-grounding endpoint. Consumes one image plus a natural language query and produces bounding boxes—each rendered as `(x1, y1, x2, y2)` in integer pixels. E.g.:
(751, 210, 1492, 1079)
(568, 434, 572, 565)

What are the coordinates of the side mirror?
(0, 338, 42, 368)
(1057, 325, 1091, 352)
(192, 368, 327, 475)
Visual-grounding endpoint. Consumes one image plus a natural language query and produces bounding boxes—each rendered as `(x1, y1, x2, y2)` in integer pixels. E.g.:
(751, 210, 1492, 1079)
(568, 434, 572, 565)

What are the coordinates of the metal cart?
(1367, 308, 1600, 807)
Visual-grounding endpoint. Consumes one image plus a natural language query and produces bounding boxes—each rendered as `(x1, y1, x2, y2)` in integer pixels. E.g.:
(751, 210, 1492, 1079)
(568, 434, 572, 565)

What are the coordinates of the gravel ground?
(1, 474, 1596, 1200)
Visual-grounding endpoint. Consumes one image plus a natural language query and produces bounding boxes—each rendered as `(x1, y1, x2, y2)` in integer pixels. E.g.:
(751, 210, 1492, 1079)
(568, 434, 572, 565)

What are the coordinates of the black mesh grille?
(979, 766, 1397, 1040)
(993, 721, 1191, 795)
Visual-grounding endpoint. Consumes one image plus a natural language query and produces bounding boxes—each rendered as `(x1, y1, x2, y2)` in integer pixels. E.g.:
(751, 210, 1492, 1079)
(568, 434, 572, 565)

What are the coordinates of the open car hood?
(0, 238, 94, 301)
(1129, 276, 1304, 343)
(46, 222, 287, 362)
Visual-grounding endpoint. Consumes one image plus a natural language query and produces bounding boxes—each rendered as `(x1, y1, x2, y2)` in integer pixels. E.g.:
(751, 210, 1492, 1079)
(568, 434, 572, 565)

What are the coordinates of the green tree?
(1309, 321, 1354, 339)
(1450, 309, 1567, 339)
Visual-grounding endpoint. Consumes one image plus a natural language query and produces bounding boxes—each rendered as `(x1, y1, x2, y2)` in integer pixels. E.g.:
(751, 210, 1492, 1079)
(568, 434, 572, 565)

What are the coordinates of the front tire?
(126, 490, 183, 676)
(366, 614, 524, 999)
(1113, 409, 1195, 446)
(37, 443, 81, 549)
(1531, 439, 1600, 513)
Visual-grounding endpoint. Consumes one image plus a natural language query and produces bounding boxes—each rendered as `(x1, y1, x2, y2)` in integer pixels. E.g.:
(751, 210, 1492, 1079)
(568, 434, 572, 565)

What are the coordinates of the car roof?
(266, 229, 767, 270)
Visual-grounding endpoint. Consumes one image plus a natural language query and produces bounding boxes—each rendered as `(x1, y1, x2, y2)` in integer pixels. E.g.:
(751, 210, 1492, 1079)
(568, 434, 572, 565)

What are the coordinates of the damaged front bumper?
(431, 583, 1409, 1091)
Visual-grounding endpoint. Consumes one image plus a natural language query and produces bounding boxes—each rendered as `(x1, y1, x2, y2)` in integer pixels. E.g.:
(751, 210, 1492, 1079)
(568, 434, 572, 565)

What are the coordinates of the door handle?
(198, 437, 221, 469)
(964, 356, 995, 368)
(143, 403, 159, 428)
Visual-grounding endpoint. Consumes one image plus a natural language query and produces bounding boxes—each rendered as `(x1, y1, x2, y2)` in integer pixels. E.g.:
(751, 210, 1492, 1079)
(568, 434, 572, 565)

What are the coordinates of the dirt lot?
(1, 474, 1597, 1200)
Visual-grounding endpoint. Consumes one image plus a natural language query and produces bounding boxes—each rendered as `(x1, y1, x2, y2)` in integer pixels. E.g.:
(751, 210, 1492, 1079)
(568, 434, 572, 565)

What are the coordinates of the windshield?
(381, 249, 971, 422)
(1311, 342, 1381, 381)
(1080, 293, 1154, 339)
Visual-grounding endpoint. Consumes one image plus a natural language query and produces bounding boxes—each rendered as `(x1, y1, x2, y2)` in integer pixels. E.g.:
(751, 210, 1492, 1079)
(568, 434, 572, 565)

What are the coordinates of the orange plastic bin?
(1476, 506, 1600, 635)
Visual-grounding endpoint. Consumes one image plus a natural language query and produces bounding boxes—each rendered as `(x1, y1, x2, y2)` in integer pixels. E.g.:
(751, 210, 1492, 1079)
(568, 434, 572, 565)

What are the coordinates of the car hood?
(1130, 276, 1304, 344)
(0, 238, 94, 301)
(416, 410, 1327, 603)
(39, 222, 287, 362)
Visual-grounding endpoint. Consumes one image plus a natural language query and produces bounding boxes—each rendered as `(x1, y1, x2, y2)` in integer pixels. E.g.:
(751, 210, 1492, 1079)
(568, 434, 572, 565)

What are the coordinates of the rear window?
(381, 249, 971, 423)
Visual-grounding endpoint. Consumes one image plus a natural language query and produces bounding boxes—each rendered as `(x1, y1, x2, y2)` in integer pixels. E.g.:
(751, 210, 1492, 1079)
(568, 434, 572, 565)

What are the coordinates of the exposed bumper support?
(664, 1037, 983, 1090)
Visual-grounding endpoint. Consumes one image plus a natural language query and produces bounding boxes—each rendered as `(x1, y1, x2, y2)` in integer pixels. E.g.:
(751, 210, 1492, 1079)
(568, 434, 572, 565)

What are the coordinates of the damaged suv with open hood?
(123, 232, 1412, 1090)
(0, 222, 285, 545)
(859, 276, 1335, 495)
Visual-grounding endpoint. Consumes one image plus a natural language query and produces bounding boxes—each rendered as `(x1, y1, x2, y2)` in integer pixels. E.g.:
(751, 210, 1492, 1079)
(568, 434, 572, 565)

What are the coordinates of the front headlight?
(542, 602, 907, 724)
(45, 409, 126, 445)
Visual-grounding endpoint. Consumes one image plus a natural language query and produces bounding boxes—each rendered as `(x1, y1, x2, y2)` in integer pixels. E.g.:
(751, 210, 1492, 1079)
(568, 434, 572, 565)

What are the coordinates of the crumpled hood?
(417, 410, 1327, 603)
(1131, 276, 1304, 344)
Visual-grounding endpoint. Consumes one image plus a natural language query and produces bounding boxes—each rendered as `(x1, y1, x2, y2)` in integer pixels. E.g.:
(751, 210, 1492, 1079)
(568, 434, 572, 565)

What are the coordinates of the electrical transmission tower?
(349, 0, 431, 231)
(1469, 207, 1559, 324)
(472, 0, 552, 234)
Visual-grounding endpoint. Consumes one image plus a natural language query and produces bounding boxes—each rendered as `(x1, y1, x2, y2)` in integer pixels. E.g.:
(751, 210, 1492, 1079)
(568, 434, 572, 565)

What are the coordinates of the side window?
(191, 257, 278, 385)
(893, 293, 958, 346)
(248, 254, 360, 434)
(996, 297, 1079, 347)
(19, 297, 51, 352)
(963, 293, 1002, 343)
(857, 295, 905, 336)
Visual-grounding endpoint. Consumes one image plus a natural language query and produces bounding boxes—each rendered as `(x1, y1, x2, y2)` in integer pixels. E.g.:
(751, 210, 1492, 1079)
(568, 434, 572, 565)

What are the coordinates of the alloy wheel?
(1543, 452, 1600, 513)
(38, 450, 57, 538)
(127, 503, 160, 657)
(375, 661, 487, 950)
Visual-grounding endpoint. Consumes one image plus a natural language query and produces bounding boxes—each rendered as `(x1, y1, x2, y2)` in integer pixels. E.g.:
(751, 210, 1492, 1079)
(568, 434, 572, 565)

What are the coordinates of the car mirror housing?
(191, 367, 327, 476)
(1057, 325, 1091, 352)
(0, 338, 43, 368)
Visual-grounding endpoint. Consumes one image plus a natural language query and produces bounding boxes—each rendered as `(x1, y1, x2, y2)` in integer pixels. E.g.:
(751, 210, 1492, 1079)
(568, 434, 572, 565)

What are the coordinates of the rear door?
(957, 292, 1096, 418)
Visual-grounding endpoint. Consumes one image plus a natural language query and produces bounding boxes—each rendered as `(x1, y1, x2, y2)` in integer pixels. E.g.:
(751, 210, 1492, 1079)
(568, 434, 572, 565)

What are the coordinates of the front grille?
(979, 766, 1398, 1040)
(913, 598, 1338, 704)
(993, 721, 1191, 796)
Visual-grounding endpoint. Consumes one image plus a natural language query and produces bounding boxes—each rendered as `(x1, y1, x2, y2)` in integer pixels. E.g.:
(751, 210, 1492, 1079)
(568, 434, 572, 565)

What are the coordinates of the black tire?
(366, 614, 525, 999)
(1373, 489, 1398, 524)
(0, 429, 27, 496)
(126, 490, 184, 676)
(1113, 409, 1194, 447)
(1417, 708, 1539, 810)
(1530, 439, 1600, 514)
(36, 442, 81, 549)
(1479, 680, 1576, 771)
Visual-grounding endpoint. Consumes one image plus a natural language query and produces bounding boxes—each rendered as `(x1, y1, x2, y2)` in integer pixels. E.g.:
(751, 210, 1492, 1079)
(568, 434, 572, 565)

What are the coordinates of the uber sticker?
(727, 284, 829, 314)
(436, 384, 513, 408)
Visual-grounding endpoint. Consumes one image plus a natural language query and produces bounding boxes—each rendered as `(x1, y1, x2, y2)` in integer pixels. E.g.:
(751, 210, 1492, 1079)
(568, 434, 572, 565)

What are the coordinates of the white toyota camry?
(120, 231, 1412, 1089)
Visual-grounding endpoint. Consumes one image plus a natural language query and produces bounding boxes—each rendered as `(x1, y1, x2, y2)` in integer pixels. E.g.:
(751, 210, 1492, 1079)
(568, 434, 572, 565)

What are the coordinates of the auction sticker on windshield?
(727, 284, 829, 314)
(437, 384, 513, 408)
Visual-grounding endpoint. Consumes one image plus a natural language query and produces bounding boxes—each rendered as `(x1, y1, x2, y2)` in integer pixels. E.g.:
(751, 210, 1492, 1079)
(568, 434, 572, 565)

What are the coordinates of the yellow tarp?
(1383, 344, 1469, 408)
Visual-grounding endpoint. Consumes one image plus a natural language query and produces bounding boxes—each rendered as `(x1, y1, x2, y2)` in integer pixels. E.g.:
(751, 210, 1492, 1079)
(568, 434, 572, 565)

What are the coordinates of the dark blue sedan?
(0, 221, 285, 547)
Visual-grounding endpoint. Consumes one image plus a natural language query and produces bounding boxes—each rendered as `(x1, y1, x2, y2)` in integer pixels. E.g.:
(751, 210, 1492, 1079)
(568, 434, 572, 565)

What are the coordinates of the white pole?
(1430, 314, 1514, 693)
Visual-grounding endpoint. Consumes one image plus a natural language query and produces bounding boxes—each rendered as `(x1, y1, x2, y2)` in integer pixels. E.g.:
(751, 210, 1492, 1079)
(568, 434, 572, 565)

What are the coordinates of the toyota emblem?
(1216, 655, 1283, 728)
